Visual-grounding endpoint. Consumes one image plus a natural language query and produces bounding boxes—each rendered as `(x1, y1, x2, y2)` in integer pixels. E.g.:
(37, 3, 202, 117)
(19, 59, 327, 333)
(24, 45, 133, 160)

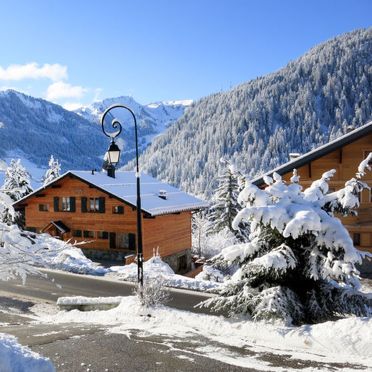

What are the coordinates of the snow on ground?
(37, 295, 372, 371)
(107, 255, 219, 292)
(0, 333, 54, 372)
(47, 247, 107, 276)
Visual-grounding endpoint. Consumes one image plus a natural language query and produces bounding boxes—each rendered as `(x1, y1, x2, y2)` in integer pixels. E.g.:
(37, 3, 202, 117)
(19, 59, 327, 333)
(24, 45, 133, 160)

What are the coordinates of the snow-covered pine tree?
(42, 155, 61, 186)
(208, 159, 249, 241)
(200, 157, 372, 325)
(2, 159, 33, 201)
(0, 191, 18, 224)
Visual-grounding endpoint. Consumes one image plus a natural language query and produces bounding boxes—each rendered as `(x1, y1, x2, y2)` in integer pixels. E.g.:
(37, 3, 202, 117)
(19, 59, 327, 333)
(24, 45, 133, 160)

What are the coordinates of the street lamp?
(101, 104, 144, 288)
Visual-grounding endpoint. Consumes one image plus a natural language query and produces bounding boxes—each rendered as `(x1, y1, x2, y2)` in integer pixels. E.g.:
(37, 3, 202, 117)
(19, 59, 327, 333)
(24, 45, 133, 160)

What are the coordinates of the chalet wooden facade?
(13, 171, 208, 273)
(251, 120, 372, 272)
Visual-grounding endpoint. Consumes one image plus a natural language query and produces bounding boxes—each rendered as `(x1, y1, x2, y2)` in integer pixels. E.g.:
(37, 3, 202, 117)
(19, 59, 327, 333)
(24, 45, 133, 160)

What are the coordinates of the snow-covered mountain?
(0, 90, 191, 184)
(74, 97, 192, 164)
(134, 28, 372, 197)
(0, 90, 107, 175)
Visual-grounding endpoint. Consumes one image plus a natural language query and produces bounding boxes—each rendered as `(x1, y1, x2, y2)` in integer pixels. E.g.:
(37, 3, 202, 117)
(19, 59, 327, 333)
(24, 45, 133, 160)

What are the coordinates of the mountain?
(74, 97, 192, 164)
(135, 28, 372, 197)
(0, 90, 108, 172)
(0, 90, 190, 186)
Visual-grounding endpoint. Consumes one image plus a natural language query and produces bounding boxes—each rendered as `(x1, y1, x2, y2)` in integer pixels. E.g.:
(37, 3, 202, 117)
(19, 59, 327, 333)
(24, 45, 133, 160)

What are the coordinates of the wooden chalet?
(251, 120, 372, 272)
(13, 171, 208, 273)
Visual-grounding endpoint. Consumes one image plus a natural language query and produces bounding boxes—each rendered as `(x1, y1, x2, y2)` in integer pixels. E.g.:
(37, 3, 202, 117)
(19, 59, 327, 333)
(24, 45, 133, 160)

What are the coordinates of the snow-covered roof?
(15, 170, 209, 216)
(251, 120, 372, 186)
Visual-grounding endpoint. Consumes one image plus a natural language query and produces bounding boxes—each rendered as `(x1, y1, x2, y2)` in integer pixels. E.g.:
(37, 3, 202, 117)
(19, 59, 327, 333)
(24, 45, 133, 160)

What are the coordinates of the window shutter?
(81, 197, 87, 213)
(109, 232, 116, 249)
(98, 197, 105, 213)
(128, 233, 136, 250)
(70, 197, 76, 212)
(54, 197, 59, 212)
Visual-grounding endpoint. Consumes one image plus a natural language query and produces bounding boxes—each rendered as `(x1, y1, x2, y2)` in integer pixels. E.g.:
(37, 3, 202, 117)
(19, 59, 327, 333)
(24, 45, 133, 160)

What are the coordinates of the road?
(0, 270, 367, 371)
(0, 268, 216, 313)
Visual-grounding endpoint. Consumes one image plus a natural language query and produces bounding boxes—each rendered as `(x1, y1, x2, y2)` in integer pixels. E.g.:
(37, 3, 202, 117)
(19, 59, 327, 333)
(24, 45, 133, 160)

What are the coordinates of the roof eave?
(251, 120, 372, 186)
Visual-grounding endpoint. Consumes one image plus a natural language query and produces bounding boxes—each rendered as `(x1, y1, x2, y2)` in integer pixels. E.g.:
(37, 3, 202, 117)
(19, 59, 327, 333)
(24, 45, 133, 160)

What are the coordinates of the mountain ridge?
(134, 28, 372, 197)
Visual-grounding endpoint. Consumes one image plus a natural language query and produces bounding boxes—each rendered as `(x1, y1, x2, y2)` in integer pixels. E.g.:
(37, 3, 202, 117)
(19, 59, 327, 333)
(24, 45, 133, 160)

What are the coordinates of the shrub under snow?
(201, 156, 372, 325)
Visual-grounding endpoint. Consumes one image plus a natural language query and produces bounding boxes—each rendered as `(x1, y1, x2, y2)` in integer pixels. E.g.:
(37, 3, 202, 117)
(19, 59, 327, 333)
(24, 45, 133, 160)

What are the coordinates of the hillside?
(136, 28, 372, 197)
(0, 90, 107, 171)
(0, 91, 190, 177)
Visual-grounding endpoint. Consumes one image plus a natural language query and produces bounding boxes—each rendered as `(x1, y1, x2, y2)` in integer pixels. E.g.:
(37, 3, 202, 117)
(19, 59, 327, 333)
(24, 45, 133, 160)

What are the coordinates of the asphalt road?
(0, 271, 367, 371)
(0, 268, 216, 314)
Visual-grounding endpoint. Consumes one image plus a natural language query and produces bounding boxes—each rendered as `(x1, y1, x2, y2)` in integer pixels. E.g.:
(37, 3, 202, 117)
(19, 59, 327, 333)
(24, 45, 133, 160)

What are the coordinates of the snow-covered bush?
(200, 156, 372, 325)
(135, 276, 170, 308)
(42, 155, 61, 186)
(203, 228, 238, 259)
(0, 223, 105, 282)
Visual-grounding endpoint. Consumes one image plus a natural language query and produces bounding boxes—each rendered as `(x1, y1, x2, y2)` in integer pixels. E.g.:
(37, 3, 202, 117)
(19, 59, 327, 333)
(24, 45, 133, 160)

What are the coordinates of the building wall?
(21, 175, 193, 267)
(281, 133, 372, 253)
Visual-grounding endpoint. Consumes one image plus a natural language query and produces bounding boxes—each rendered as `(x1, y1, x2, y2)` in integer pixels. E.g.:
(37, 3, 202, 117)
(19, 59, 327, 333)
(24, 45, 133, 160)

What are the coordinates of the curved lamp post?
(101, 104, 144, 288)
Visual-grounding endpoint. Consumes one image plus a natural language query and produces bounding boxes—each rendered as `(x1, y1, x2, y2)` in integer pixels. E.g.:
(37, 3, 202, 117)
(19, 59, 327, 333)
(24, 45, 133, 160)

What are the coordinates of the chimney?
(158, 190, 167, 200)
(289, 153, 301, 161)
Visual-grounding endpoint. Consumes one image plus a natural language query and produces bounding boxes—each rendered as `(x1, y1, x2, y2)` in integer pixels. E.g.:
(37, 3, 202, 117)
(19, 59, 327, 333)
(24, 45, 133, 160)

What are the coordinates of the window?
(112, 205, 124, 214)
(72, 230, 82, 237)
(83, 230, 95, 238)
(97, 231, 109, 239)
(62, 197, 71, 211)
(116, 233, 136, 250)
(353, 233, 361, 246)
(38, 204, 49, 212)
(81, 197, 105, 213)
(89, 198, 100, 212)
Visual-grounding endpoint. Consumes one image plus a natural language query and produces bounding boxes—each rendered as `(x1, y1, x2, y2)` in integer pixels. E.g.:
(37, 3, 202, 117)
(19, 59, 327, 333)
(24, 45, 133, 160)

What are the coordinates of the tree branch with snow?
(200, 156, 372, 325)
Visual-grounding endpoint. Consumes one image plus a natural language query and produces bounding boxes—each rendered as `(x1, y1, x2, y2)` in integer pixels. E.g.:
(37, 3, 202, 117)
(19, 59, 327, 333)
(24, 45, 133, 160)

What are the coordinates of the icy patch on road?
(37, 296, 372, 371)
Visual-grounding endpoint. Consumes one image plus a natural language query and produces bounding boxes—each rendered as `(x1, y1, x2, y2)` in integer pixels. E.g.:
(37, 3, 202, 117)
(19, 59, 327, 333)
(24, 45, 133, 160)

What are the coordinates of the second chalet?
(251, 120, 372, 274)
(13, 171, 208, 273)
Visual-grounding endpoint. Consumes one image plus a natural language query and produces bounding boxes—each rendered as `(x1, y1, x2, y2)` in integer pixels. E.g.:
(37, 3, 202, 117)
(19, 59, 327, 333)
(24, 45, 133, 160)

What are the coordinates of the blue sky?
(0, 0, 370, 108)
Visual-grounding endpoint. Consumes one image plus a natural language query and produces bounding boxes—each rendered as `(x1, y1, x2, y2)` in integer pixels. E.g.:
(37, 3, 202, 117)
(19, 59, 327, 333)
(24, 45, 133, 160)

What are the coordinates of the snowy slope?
(136, 28, 372, 197)
(0, 90, 107, 173)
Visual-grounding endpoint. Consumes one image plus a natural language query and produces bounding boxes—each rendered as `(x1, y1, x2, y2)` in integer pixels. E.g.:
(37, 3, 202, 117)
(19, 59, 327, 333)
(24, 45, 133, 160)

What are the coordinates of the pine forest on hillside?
(137, 28, 372, 197)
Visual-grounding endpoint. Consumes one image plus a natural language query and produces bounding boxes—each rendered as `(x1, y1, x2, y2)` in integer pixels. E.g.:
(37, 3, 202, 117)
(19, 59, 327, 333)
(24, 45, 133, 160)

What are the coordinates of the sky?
(0, 0, 370, 109)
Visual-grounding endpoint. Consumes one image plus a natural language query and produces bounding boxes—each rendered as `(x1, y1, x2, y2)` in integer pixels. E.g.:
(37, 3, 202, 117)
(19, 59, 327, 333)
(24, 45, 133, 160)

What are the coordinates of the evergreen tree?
(208, 159, 249, 241)
(2, 159, 33, 201)
(200, 157, 372, 325)
(42, 155, 61, 186)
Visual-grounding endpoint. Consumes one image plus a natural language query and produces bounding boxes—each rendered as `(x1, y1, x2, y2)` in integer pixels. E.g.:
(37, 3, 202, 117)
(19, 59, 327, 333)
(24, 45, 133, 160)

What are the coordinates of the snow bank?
(0, 333, 54, 372)
(48, 247, 107, 276)
(108, 255, 219, 292)
(41, 296, 372, 370)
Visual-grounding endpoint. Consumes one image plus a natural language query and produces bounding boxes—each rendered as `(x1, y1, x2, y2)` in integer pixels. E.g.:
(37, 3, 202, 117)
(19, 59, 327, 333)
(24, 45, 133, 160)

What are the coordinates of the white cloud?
(0, 63, 67, 82)
(46, 81, 87, 101)
(62, 102, 84, 111)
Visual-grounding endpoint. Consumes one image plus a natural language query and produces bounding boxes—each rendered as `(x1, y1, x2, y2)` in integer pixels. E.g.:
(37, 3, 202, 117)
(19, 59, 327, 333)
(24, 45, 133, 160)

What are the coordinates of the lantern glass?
(107, 141, 121, 165)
